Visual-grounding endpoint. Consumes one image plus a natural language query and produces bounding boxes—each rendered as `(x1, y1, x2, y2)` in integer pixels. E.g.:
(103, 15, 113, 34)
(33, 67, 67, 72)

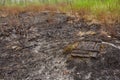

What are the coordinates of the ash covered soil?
(0, 12, 120, 80)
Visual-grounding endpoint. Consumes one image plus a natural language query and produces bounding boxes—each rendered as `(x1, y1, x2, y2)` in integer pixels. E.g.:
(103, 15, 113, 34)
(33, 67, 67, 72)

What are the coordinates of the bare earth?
(0, 12, 120, 80)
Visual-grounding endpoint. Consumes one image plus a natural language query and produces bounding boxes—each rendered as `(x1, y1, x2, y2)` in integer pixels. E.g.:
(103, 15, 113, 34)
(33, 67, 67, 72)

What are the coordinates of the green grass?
(73, 0, 120, 11)
(0, 0, 119, 15)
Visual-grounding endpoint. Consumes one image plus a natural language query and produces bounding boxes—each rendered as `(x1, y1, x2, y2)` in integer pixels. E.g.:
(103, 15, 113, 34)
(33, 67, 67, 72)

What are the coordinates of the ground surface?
(0, 12, 120, 80)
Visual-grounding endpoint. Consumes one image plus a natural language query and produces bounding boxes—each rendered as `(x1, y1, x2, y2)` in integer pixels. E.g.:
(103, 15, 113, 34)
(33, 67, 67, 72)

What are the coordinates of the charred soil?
(0, 12, 120, 80)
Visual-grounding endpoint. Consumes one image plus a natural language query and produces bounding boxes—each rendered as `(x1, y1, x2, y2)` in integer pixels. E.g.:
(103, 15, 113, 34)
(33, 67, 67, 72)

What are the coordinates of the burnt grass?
(0, 12, 120, 80)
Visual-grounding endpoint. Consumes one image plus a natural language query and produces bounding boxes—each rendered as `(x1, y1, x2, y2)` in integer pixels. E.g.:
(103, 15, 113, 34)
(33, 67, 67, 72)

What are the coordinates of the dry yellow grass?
(63, 42, 79, 54)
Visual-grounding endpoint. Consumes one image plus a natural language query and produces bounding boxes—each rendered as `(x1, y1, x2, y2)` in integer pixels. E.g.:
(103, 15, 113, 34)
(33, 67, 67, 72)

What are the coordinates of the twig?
(102, 42, 120, 50)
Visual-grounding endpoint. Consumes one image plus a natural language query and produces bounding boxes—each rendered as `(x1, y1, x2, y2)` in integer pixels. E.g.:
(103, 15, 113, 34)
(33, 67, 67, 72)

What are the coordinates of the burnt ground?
(0, 12, 120, 80)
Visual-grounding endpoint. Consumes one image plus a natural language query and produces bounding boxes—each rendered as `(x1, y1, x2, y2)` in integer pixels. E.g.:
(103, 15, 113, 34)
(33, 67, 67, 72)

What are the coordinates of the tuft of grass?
(63, 42, 79, 54)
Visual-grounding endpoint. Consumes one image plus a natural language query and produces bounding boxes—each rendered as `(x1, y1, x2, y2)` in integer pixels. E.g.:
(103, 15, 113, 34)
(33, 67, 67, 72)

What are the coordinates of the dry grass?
(95, 11, 120, 38)
(0, 5, 58, 17)
(63, 42, 79, 54)
(0, 3, 119, 22)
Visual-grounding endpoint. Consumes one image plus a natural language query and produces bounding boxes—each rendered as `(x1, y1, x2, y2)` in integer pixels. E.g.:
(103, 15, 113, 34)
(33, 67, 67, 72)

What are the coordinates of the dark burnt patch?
(0, 12, 120, 80)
